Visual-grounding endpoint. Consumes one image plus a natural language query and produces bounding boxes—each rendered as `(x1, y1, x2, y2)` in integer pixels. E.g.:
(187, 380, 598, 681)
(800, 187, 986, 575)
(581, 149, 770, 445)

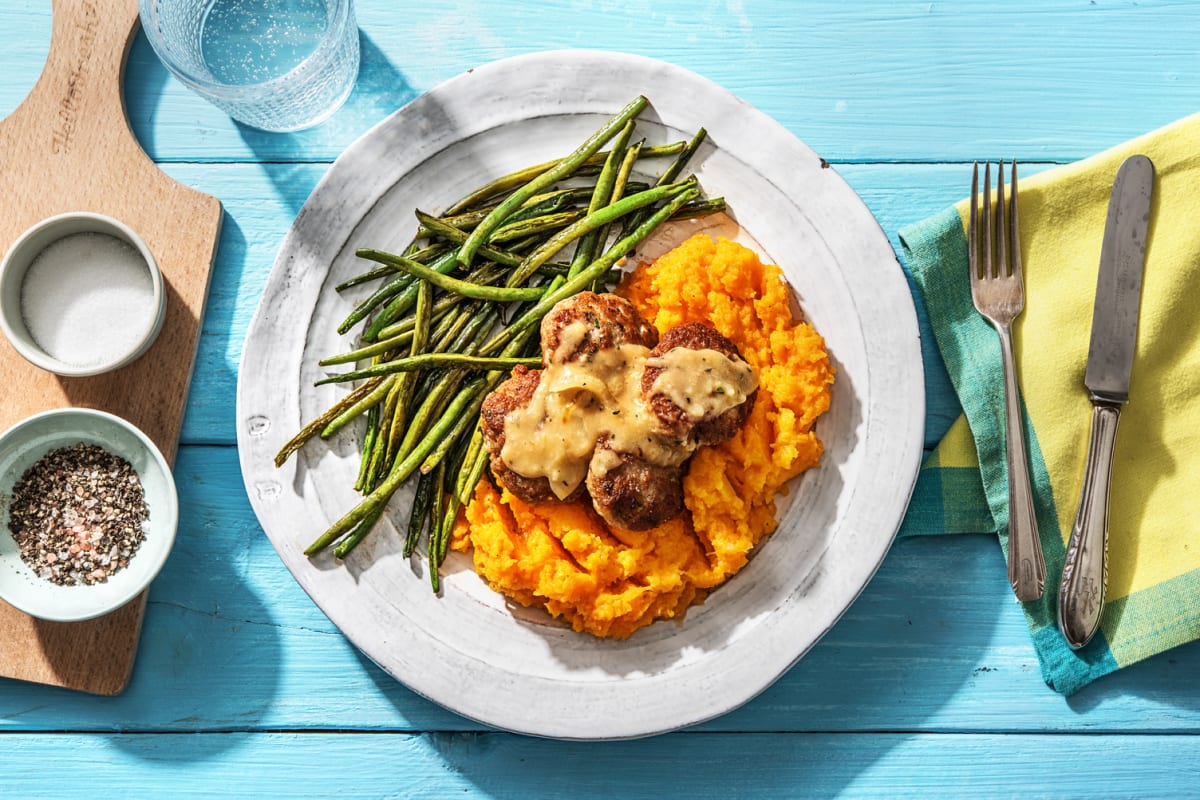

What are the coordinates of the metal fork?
(969, 161, 1046, 602)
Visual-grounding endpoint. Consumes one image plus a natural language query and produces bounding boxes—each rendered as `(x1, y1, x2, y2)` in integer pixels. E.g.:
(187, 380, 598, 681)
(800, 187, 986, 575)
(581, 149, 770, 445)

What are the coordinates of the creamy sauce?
(646, 347, 759, 420)
(550, 319, 590, 362)
(500, 334, 757, 500)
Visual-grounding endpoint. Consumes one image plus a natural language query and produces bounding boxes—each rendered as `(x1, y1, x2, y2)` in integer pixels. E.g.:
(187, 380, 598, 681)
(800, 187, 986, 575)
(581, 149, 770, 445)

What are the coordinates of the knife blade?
(1057, 154, 1154, 649)
(1084, 155, 1154, 404)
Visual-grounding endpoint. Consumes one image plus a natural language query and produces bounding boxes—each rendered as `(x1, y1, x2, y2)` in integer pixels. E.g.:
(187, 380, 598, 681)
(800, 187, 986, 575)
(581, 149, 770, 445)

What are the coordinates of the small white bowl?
(0, 212, 165, 377)
(0, 408, 178, 622)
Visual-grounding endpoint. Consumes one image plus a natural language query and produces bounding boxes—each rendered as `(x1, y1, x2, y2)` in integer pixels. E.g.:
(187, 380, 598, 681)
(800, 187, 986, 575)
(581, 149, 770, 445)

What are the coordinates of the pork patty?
(641, 322, 757, 446)
(539, 291, 658, 365)
(586, 440, 685, 532)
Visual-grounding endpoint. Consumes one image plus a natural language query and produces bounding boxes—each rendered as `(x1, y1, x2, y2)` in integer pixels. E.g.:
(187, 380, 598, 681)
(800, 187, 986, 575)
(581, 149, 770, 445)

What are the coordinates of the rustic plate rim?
(235, 49, 924, 739)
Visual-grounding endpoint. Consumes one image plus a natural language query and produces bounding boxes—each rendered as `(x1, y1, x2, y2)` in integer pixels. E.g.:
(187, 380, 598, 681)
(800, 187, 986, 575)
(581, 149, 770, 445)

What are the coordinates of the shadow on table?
(0, 420, 284, 761)
(104, 448, 281, 760)
(341, 535, 1003, 796)
(102, 219, 280, 761)
(1064, 636, 1200, 716)
(234, 32, 419, 218)
(427, 536, 1001, 795)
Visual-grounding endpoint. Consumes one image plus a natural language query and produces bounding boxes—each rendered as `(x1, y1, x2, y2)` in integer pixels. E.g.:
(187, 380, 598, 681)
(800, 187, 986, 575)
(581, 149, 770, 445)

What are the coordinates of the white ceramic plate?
(236, 50, 923, 739)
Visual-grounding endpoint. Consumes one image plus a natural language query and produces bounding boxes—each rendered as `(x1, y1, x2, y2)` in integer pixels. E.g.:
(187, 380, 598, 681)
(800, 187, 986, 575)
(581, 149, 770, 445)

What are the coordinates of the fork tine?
(1009, 161, 1023, 283)
(982, 161, 993, 278)
(997, 160, 1008, 277)
(969, 162, 980, 278)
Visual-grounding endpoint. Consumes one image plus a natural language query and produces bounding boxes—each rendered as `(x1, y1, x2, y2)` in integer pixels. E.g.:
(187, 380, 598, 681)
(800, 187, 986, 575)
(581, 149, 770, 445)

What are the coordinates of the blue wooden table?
(4, 1, 1200, 796)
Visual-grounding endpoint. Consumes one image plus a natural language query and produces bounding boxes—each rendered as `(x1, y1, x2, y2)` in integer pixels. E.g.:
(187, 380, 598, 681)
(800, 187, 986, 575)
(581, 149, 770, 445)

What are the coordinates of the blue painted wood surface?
(3, 1, 1200, 796)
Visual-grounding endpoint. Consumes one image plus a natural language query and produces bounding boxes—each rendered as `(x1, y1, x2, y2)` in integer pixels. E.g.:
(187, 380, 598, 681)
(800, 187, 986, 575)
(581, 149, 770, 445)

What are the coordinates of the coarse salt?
(19, 232, 155, 368)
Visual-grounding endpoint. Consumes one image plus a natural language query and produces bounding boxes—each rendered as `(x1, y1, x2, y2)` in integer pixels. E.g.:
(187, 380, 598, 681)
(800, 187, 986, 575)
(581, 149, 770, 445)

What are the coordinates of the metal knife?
(1057, 154, 1154, 649)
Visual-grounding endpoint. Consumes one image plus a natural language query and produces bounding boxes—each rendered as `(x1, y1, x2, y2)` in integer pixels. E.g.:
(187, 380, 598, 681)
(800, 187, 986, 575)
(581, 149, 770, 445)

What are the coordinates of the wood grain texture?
(6, 1, 1198, 164)
(0, 0, 220, 694)
(3, 448, 1200, 736)
(4, 731, 1200, 798)
(0, 0, 1199, 794)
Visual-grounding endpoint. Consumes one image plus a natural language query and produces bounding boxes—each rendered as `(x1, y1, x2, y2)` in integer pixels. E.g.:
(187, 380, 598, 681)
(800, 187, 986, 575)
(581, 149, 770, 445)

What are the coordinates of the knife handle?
(1058, 403, 1120, 649)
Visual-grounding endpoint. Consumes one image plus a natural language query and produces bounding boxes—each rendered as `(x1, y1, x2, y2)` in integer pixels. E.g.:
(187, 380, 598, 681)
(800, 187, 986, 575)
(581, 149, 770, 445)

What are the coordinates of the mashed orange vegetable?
(451, 234, 834, 638)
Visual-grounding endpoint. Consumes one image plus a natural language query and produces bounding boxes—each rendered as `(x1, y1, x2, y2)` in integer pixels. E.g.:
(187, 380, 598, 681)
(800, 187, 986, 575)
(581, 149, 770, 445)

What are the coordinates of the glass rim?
(137, 0, 356, 99)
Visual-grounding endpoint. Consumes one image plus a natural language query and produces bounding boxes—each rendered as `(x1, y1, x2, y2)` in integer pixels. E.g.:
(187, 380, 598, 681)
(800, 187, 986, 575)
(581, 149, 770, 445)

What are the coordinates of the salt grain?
(19, 232, 154, 367)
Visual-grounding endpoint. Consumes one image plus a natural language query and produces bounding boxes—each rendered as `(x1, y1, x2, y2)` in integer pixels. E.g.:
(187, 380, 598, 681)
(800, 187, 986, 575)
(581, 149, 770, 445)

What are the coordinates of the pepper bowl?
(0, 408, 178, 622)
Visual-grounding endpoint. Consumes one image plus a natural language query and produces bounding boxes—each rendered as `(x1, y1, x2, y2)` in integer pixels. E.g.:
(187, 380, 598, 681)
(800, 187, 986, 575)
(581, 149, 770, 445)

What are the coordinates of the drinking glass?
(138, 0, 360, 132)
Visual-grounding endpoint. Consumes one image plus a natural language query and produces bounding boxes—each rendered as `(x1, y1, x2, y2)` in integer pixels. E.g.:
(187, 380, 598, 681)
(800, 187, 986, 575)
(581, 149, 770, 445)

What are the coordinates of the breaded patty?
(586, 439, 685, 532)
(641, 322, 756, 446)
(539, 291, 657, 365)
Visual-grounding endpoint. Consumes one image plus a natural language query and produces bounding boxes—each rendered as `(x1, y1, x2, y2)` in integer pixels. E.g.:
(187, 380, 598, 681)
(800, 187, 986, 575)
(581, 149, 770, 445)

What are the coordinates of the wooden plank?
(2, 731, 1200, 797)
(2, 445, 1200, 733)
(5, 2, 1199, 164)
(0, 0, 220, 694)
(129, 1, 1200, 163)
(4, 0, 1197, 775)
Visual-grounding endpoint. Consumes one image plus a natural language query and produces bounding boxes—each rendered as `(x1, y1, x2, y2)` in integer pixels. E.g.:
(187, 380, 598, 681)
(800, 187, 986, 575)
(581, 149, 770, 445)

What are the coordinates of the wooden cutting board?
(0, 0, 222, 694)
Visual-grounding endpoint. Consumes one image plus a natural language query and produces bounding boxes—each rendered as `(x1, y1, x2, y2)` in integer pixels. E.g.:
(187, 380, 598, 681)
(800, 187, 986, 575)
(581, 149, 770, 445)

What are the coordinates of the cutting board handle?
(11, 0, 140, 161)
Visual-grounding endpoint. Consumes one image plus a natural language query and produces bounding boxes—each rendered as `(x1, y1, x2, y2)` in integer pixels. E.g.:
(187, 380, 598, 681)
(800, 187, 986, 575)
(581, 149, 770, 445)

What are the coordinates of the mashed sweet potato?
(451, 234, 834, 638)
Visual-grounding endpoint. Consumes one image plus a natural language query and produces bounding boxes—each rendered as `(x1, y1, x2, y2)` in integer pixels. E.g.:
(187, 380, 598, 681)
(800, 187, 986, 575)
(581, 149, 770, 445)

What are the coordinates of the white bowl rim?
(0, 211, 166, 378)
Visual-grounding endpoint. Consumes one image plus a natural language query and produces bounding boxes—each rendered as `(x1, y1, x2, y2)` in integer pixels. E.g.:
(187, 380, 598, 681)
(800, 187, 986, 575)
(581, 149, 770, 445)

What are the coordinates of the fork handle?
(996, 323, 1046, 602)
(1057, 402, 1120, 649)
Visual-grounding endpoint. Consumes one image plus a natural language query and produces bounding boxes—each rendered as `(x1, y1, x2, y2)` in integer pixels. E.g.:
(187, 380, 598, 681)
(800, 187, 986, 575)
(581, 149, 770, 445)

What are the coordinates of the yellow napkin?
(899, 112, 1200, 693)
